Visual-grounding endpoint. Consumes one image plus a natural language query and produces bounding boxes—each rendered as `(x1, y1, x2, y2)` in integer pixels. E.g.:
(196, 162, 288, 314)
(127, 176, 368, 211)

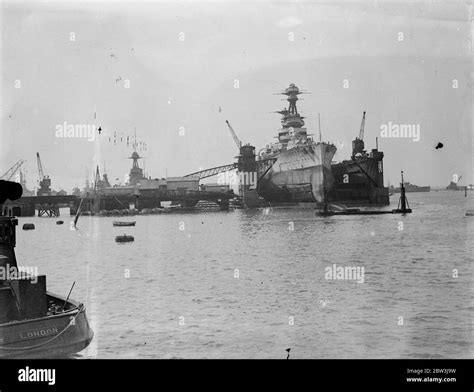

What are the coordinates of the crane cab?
(352, 137, 365, 158)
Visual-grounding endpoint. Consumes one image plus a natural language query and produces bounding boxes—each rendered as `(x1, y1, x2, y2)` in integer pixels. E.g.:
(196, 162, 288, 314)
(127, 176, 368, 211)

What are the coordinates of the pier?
(2, 195, 77, 217)
(3, 191, 234, 217)
(70, 189, 234, 215)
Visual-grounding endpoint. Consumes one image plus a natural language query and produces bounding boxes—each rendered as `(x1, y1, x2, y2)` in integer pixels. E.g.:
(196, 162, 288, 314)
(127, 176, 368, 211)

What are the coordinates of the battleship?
(254, 84, 337, 205)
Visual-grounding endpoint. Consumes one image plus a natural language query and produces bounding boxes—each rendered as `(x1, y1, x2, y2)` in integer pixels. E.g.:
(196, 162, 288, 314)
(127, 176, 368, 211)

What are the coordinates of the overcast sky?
(1, 0, 472, 191)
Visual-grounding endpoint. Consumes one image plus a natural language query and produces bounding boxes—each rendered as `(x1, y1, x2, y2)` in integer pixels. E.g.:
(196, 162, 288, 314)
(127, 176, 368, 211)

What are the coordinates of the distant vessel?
(390, 182, 430, 193)
(115, 234, 134, 243)
(446, 176, 463, 190)
(255, 84, 337, 204)
(113, 221, 136, 227)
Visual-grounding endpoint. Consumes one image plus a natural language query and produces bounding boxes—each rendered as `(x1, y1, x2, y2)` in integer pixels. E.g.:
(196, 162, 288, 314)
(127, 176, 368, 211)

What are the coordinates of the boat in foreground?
(0, 291, 93, 359)
(0, 198, 93, 358)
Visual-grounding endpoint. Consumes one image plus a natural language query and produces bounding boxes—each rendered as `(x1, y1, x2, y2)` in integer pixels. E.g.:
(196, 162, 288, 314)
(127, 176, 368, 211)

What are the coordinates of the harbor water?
(14, 191, 473, 359)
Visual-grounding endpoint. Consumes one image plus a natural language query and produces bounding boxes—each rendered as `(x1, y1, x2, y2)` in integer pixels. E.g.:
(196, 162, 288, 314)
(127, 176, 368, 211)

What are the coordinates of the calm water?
(14, 191, 473, 359)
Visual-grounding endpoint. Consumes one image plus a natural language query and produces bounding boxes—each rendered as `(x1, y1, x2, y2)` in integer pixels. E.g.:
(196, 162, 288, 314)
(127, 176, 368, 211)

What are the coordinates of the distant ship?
(255, 84, 337, 204)
(390, 182, 430, 193)
(446, 176, 463, 190)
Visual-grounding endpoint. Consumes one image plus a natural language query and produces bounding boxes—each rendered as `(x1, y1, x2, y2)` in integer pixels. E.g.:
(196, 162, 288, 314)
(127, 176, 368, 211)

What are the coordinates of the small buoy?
(22, 223, 35, 230)
(56, 220, 64, 225)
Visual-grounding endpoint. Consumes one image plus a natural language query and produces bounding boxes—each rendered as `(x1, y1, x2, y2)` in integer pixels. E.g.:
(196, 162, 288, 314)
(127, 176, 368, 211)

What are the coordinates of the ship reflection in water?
(10, 191, 472, 359)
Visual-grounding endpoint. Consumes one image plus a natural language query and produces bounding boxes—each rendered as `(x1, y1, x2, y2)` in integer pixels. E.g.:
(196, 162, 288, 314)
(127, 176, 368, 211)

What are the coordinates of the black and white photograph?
(0, 0, 472, 388)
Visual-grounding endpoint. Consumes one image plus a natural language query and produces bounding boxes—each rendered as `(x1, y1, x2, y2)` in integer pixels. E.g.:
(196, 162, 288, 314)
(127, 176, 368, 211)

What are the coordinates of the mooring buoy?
(115, 234, 134, 243)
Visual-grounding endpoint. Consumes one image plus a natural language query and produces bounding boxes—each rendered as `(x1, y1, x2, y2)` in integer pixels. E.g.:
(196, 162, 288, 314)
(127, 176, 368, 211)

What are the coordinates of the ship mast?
(273, 84, 310, 145)
(318, 113, 322, 142)
(279, 83, 307, 115)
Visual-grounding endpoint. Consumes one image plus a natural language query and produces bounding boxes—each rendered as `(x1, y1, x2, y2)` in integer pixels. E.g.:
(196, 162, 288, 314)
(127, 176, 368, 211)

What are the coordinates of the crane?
(0, 159, 26, 180)
(352, 111, 367, 158)
(36, 152, 44, 181)
(225, 120, 242, 150)
(36, 152, 51, 196)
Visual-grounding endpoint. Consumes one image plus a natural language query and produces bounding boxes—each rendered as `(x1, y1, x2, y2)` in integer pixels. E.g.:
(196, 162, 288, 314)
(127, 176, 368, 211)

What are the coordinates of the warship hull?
(257, 143, 337, 204)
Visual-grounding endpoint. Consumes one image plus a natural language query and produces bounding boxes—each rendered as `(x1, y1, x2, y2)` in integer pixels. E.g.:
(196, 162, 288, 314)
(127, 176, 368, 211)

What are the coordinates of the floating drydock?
(328, 112, 389, 206)
(318, 172, 412, 216)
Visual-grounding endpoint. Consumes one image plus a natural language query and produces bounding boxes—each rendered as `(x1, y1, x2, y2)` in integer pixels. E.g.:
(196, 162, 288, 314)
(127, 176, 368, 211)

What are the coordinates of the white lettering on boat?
(19, 327, 59, 340)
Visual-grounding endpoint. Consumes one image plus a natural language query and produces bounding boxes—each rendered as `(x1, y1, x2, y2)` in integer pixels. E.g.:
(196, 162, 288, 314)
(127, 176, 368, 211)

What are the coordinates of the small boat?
(56, 220, 64, 225)
(0, 292, 94, 358)
(113, 221, 136, 227)
(0, 215, 93, 358)
(115, 234, 134, 243)
(22, 223, 35, 230)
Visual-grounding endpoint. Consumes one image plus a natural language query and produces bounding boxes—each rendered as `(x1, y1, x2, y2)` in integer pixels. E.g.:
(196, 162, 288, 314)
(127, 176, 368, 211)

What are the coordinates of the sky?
(1, 0, 472, 192)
